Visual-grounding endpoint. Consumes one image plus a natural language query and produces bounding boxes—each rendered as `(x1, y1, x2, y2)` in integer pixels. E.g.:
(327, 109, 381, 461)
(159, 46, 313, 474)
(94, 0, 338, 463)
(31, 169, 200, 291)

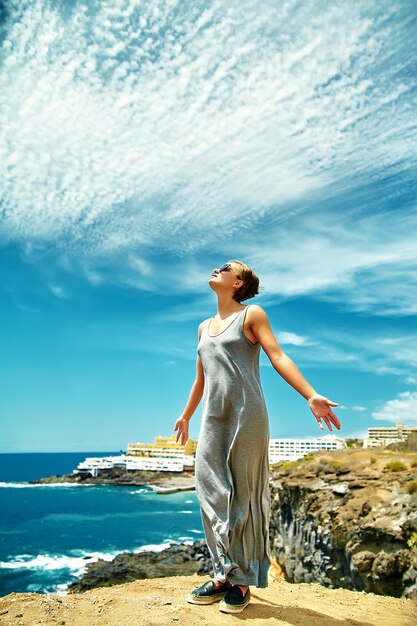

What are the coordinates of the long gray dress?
(195, 304, 271, 588)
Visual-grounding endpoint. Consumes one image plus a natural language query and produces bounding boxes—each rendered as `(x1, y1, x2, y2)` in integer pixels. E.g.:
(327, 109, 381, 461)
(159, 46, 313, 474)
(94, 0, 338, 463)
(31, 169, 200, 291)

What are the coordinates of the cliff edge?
(0, 572, 416, 626)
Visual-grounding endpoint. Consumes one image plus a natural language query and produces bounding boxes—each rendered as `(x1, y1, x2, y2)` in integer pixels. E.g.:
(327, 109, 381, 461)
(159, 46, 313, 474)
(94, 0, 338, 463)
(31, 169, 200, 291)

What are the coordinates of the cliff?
(1, 572, 416, 626)
(269, 447, 417, 598)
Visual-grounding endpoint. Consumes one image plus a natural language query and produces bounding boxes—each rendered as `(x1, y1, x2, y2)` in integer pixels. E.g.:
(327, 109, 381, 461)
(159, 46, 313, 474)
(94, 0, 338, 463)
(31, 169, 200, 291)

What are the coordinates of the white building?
(268, 434, 346, 463)
(363, 422, 417, 448)
(73, 453, 187, 476)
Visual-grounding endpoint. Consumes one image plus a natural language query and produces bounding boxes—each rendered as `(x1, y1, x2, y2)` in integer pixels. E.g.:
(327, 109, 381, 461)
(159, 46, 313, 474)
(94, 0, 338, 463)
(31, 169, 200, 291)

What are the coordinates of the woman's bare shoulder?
(197, 317, 211, 338)
(246, 304, 268, 319)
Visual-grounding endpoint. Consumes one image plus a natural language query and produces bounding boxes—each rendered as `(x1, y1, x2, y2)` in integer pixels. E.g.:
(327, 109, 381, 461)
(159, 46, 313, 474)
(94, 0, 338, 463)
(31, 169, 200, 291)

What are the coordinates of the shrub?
(410, 457, 417, 468)
(281, 460, 301, 471)
(385, 461, 408, 471)
(329, 460, 342, 468)
(405, 480, 417, 495)
(407, 531, 417, 548)
(313, 462, 329, 474)
(369, 457, 377, 465)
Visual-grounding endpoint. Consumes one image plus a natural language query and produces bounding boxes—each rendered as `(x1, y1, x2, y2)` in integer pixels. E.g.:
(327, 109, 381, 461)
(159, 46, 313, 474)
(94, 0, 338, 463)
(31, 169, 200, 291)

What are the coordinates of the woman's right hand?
(174, 416, 190, 445)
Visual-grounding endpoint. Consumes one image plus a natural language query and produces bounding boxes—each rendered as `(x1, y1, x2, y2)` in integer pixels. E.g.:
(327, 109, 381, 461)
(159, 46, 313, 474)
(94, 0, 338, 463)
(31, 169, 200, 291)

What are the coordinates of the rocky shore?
(68, 540, 212, 593)
(29, 466, 196, 490)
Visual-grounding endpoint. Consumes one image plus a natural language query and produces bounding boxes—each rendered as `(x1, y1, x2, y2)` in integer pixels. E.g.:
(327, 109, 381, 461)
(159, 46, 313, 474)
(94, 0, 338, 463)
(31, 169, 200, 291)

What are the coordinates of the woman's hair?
(229, 259, 260, 302)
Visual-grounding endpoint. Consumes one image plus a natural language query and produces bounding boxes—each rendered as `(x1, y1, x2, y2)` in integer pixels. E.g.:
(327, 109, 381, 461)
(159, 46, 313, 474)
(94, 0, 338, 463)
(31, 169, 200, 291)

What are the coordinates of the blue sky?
(1, 0, 416, 452)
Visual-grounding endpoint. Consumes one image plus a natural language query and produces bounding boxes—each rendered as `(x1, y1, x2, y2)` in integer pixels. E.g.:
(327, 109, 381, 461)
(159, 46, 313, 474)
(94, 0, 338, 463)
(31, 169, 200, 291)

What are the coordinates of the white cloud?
(248, 209, 417, 316)
(351, 406, 366, 412)
(405, 377, 417, 385)
(371, 391, 417, 425)
(0, 0, 415, 260)
(277, 331, 313, 346)
(49, 284, 67, 298)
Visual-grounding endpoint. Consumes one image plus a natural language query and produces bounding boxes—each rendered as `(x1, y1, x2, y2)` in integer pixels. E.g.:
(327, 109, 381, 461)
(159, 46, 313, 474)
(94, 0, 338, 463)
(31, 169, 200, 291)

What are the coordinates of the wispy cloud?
(1, 0, 416, 385)
(371, 391, 417, 425)
(49, 284, 67, 298)
(1, 0, 415, 264)
(277, 331, 314, 346)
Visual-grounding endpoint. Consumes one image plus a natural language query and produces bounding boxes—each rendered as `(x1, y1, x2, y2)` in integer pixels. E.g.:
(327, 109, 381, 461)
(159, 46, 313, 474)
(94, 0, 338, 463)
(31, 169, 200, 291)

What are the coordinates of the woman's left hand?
(308, 394, 341, 431)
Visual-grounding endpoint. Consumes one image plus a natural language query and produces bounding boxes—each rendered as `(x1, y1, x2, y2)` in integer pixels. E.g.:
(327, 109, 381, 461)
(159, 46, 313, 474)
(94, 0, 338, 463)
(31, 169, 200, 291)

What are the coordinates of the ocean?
(0, 452, 203, 597)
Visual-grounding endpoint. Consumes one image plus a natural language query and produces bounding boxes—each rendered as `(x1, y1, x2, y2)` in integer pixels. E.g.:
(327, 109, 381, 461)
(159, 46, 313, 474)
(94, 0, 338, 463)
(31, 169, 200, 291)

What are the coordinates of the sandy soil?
(1, 572, 416, 626)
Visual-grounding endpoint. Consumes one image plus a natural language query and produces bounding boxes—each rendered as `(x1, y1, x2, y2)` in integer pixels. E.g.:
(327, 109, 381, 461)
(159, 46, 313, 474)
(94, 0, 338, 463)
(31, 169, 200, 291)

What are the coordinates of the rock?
(29, 469, 196, 487)
(332, 484, 349, 496)
(68, 541, 212, 593)
(359, 501, 372, 517)
(351, 551, 375, 573)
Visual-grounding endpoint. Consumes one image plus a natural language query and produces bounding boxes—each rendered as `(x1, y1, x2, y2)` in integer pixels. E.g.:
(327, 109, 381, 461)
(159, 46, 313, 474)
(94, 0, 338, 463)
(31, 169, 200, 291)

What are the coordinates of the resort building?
(268, 434, 346, 463)
(73, 454, 185, 476)
(363, 422, 417, 448)
(73, 436, 198, 476)
(127, 435, 197, 468)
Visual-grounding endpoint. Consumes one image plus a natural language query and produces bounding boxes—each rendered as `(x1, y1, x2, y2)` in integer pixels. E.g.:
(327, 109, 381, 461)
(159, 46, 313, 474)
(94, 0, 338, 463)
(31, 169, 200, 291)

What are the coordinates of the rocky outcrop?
(269, 448, 417, 599)
(68, 541, 212, 593)
(29, 467, 195, 487)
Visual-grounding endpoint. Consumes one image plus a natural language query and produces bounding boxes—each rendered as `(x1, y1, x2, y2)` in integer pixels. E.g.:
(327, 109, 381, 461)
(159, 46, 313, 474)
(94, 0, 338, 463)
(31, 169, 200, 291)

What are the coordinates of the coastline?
(28, 468, 196, 492)
(7, 447, 417, 600)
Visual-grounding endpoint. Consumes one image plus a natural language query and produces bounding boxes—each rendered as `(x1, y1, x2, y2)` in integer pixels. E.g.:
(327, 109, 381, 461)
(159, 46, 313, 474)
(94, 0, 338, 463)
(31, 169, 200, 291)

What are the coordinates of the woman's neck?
(215, 293, 245, 318)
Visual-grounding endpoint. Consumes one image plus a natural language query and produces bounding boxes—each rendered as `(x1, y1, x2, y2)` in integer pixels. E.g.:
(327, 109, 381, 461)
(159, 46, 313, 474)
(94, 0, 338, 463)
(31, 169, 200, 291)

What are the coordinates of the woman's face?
(208, 262, 242, 293)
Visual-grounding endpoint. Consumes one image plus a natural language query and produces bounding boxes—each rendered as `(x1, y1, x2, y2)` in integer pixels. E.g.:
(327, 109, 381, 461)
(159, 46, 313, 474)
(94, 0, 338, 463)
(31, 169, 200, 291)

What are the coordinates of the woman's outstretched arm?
(174, 322, 205, 445)
(247, 305, 341, 432)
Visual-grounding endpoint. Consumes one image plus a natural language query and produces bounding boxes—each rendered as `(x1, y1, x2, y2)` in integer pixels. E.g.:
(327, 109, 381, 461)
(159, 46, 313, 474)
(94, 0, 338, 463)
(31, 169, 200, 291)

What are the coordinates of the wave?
(0, 481, 95, 488)
(132, 541, 174, 553)
(0, 540, 192, 573)
(0, 550, 114, 572)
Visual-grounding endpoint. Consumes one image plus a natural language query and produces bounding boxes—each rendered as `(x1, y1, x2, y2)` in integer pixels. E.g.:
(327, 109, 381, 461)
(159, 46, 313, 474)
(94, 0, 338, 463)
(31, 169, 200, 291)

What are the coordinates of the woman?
(174, 259, 341, 614)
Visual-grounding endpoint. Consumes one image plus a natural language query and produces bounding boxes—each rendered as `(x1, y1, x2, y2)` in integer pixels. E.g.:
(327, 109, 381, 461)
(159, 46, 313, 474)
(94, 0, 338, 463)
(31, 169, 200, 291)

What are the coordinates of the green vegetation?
(281, 460, 301, 471)
(345, 438, 364, 448)
(410, 457, 417, 468)
(384, 460, 408, 471)
(405, 480, 417, 495)
(328, 460, 343, 468)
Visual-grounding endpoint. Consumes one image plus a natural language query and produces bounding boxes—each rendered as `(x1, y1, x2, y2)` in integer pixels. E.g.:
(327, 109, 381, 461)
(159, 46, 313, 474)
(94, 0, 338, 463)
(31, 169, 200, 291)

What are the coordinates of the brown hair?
(229, 259, 260, 302)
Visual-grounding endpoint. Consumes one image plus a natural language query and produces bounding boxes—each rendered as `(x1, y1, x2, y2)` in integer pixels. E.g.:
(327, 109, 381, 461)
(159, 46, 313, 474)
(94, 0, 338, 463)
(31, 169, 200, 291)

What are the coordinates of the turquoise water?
(0, 453, 202, 596)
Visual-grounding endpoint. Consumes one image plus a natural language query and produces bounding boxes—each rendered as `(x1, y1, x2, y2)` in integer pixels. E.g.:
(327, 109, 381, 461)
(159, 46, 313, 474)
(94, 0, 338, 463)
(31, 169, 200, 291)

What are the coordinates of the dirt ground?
(0, 572, 416, 626)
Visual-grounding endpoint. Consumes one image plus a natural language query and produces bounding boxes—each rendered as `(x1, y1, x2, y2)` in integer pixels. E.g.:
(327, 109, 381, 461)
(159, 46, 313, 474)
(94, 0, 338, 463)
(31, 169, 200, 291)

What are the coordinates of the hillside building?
(363, 422, 417, 448)
(268, 434, 346, 463)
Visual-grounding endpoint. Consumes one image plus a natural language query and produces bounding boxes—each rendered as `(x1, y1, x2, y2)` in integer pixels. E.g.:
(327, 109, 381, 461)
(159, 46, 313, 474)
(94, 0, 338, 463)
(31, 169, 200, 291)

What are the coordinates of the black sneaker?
(187, 579, 232, 605)
(219, 585, 251, 613)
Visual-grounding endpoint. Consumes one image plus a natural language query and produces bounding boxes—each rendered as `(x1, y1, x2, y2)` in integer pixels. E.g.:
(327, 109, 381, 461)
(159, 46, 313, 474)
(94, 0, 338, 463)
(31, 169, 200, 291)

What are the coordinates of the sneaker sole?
(187, 591, 229, 605)
(219, 595, 251, 613)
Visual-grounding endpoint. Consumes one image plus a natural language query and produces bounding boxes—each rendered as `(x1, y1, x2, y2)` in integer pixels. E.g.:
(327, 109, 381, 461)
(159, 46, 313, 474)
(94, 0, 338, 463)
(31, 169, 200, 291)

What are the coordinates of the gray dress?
(195, 304, 271, 588)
